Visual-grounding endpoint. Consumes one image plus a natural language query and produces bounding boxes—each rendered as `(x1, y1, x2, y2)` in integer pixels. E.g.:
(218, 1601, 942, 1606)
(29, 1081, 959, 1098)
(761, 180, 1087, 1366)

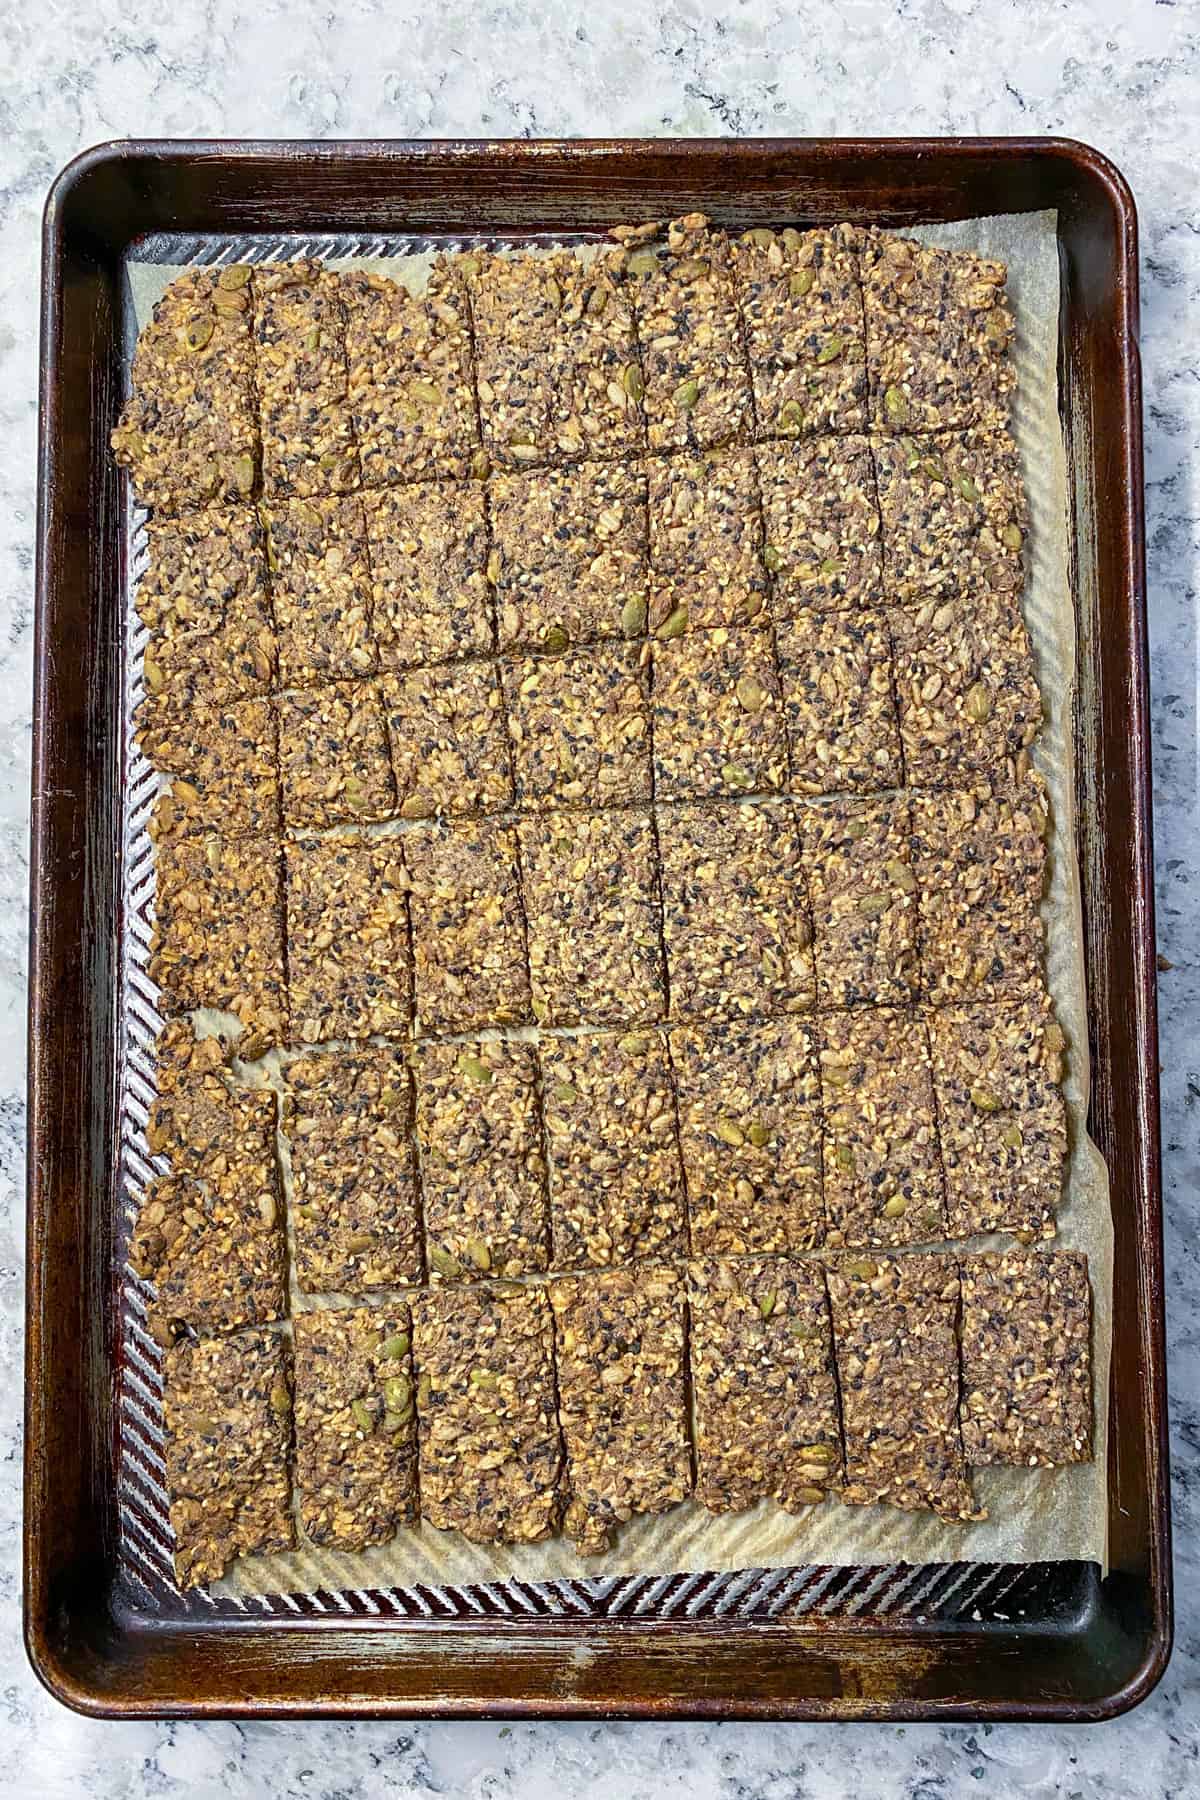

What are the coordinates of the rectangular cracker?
(503, 642, 651, 810)
(137, 1022, 284, 1336)
(619, 215, 753, 452)
(777, 611, 903, 796)
(756, 435, 882, 618)
(412, 1039, 550, 1281)
(412, 1282, 562, 1544)
(517, 810, 666, 1027)
(150, 832, 288, 1053)
(284, 835, 411, 1043)
(343, 259, 481, 486)
(252, 260, 360, 498)
(928, 996, 1068, 1241)
(960, 1250, 1093, 1466)
(873, 428, 1028, 606)
(284, 1046, 423, 1292)
(827, 1254, 982, 1520)
(163, 1329, 295, 1589)
(276, 679, 397, 830)
(669, 1014, 823, 1255)
(688, 1256, 842, 1514)
(131, 1168, 286, 1343)
(912, 776, 1048, 1004)
(381, 661, 513, 820)
(651, 625, 787, 802)
(657, 799, 814, 1018)
(293, 1305, 418, 1550)
(362, 481, 494, 670)
(819, 1007, 948, 1248)
(138, 506, 276, 711)
(646, 446, 768, 633)
(265, 495, 378, 686)
(802, 795, 919, 1008)
(730, 223, 868, 437)
(549, 1266, 691, 1553)
(112, 266, 259, 514)
(468, 247, 644, 467)
(540, 1029, 688, 1270)
(889, 592, 1042, 788)
(139, 694, 280, 845)
(862, 230, 1015, 434)
(405, 819, 530, 1032)
(490, 460, 648, 651)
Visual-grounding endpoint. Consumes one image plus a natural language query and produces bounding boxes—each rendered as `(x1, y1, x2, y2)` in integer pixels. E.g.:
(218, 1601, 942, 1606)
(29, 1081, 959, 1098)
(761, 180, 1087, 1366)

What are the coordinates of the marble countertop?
(2, 0, 1197, 1791)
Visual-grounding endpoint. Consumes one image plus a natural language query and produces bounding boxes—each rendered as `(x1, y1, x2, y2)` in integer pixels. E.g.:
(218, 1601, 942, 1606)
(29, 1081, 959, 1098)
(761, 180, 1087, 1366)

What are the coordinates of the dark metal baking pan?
(27, 136, 1168, 1720)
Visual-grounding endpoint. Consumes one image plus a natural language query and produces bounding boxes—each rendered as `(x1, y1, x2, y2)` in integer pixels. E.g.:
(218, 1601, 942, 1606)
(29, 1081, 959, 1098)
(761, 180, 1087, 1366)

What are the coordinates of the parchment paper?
(127, 210, 1112, 1593)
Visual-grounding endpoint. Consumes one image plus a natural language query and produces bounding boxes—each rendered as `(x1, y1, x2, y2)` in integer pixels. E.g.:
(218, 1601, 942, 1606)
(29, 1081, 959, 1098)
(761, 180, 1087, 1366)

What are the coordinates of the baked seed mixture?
(688, 1256, 842, 1514)
(549, 1266, 692, 1553)
(120, 219, 1092, 1587)
(293, 1305, 418, 1550)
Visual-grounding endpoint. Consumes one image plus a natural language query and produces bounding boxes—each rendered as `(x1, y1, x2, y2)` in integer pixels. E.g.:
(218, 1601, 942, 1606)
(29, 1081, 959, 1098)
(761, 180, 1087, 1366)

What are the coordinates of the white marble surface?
(1, 0, 1197, 1791)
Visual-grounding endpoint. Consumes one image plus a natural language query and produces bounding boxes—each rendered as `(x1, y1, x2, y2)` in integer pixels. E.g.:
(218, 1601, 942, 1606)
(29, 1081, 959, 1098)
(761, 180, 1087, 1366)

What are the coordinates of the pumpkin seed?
(742, 227, 775, 248)
(969, 1084, 1002, 1112)
(217, 263, 251, 289)
(790, 268, 815, 297)
(883, 385, 909, 424)
(463, 1235, 492, 1271)
(747, 1121, 771, 1148)
(886, 857, 917, 893)
(544, 625, 569, 652)
(757, 1290, 777, 1321)
(1001, 1123, 1024, 1149)
(553, 1081, 578, 1105)
(621, 595, 647, 637)
(351, 1398, 375, 1434)
(471, 447, 491, 479)
(429, 1245, 463, 1277)
(656, 604, 689, 639)
(736, 674, 766, 711)
(715, 1118, 745, 1148)
(763, 544, 783, 572)
(883, 1195, 908, 1218)
(269, 1382, 291, 1416)
(459, 1055, 492, 1084)
(777, 399, 804, 431)
(816, 335, 844, 365)
(380, 1332, 409, 1360)
(1001, 523, 1023, 551)
(623, 362, 645, 401)
(470, 1367, 499, 1389)
(626, 247, 659, 277)
(181, 315, 214, 353)
(383, 1375, 411, 1413)
(965, 682, 993, 722)
(673, 378, 699, 411)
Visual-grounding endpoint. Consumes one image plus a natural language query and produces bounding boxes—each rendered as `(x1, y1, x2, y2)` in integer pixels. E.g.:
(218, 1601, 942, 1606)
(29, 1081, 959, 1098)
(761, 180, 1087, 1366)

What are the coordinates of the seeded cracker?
(285, 835, 411, 1043)
(468, 246, 644, 467)
(688, 1256, 842, 1514)
(490, 460, 648, 651)
(756, 436, 884, 617)
(412, 1282, 562, 1545)
(874, 428, 1028, 606)
(112, 266, 259, 514)
(412, 1040, 550, 1281)
(652, 625, 787, 801)
(503, 642, 651, 810)
(405, 819, 530, 1031)
(731, 223, 868, 438)
(819, 1008, 947, 1249)
(912, 775, 1048, 1004)
(959, 1250, 1093, 1466)
(620, 214, 753, 452)
(150, 833, 287, 1053)
(265, 495, 378, 686)
(862, 230, 1015, 435)
(928, 996, 1067, 1241)
(138, 507, 276, 711)
(540, 1030, 688, 1270)
(670, 1014, 823, 1255)
(252, 260, 360, 498)
(549, 1266, 691, 1554)
(363, 480, 494, 669)
(140, 694, 280, 844)
(645, 446, 768, 632)
(889, 592, 1042, 787)
(381, 660, 513, 819)
(163, 1329, 295, 1589)
(802, 795, 919, 1008)
(293, 1305, 418, 1550)
(777, 612, 903, 796)
(657, 800, 814, 1019)
(827, 1255, 982, 1520)
(134, 1025, 284, 1337)
(342, 259, 481, 486)
(284, 1046, 423, 1292)
(276, 680, 397, 829)
(518, 810, 665, 1027)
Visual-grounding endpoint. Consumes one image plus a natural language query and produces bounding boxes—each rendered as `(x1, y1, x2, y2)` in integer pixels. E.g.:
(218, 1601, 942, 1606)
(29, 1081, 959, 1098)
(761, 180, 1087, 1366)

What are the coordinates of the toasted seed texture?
(550, 1266, 692, 1553)
(293, 1305, 418, 1549)
(959, 1250, 1092, 1466)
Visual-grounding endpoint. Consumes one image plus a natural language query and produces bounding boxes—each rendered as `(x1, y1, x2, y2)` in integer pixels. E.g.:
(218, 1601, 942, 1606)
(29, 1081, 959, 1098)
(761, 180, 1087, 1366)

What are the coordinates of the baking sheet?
(126, 208, 1112, 1593)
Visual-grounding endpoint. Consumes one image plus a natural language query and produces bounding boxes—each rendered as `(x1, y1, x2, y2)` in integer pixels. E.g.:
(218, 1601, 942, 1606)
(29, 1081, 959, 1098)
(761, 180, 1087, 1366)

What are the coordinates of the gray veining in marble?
(1, 0, 1197, 1792)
